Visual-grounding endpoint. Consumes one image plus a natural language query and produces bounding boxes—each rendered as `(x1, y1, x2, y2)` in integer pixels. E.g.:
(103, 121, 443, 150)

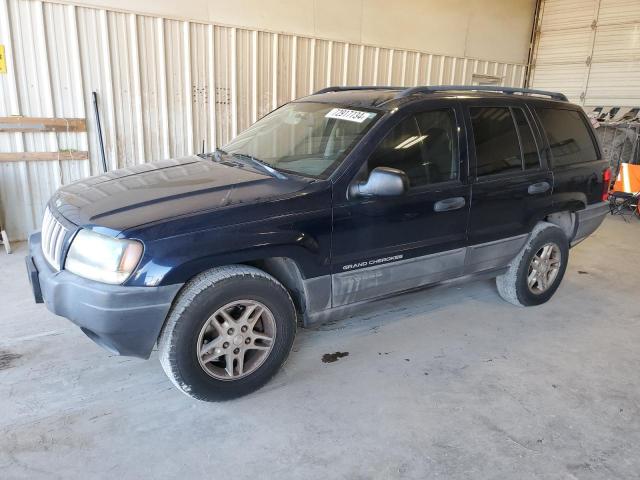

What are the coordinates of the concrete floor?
(1, 216, 639, 479)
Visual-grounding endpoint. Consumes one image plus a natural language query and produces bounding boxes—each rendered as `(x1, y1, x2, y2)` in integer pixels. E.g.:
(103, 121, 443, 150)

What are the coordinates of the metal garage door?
(0, 0, 528, 242)
(530, 0, 640, 107)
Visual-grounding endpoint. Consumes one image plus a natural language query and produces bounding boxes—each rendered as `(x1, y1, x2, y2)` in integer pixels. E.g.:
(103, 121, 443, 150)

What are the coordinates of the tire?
(496, 222, 569, 307)
(158, 265, 296, 401)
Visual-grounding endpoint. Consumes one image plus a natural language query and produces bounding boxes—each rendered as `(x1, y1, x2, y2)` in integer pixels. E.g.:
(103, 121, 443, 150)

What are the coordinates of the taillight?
(602, 167, 612, 201)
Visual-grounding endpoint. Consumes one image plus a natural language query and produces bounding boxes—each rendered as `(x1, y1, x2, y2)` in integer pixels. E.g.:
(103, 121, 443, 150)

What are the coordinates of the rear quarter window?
(535, 108, 600, 167)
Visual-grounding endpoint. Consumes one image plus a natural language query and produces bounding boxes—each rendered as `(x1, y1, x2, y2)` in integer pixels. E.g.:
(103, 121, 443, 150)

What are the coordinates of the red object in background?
(603, 167, 612, 201)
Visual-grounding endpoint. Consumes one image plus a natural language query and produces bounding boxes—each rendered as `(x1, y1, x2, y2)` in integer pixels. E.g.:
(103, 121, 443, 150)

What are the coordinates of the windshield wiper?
(197, 148, 228, 161)
(230, 153, 288, 180)
(213, 148, 228, 162)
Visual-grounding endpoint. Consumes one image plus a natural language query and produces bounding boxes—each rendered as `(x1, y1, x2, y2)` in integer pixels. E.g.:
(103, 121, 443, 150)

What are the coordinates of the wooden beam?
(0, 151, 89, 162)
(0, 116, 87, 133)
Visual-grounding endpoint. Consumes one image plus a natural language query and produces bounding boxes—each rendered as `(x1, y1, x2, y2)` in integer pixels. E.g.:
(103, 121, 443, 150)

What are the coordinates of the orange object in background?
(612, 163, 640, 193)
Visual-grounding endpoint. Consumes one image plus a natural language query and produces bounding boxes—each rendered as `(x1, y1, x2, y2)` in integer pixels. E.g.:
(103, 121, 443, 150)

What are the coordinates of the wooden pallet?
(0, 116, 89, 163)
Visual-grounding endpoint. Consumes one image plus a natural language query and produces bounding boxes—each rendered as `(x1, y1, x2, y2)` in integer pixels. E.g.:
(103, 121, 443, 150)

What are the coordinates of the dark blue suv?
(26, 85, 610, 401)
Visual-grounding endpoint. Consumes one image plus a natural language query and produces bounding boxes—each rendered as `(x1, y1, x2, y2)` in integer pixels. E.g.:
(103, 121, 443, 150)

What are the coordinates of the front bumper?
(26, 232, 182, 358)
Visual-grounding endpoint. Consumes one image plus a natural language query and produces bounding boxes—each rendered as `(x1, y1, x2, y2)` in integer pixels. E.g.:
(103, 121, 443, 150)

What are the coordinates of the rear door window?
(535, 108, 599, 166)
(470, 107, 523, 177)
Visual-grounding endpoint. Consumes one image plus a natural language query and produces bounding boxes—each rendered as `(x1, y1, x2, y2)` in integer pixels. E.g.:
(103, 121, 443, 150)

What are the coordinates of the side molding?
(463, 235, 528, 274)
(303, 234, 532, 323)
(332, 248, 466, 307)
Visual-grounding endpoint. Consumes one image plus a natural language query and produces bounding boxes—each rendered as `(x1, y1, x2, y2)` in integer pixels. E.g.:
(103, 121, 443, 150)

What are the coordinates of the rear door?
(464, 101, 553, 274)
(532, 106, 608, 208)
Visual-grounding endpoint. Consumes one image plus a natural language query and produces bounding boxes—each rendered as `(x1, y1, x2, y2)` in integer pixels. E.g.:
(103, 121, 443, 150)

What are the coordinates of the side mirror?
(349, 167, 409, 199)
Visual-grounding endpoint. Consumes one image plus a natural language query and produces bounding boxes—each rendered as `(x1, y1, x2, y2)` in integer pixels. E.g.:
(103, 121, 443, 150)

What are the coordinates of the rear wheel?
(496, 222, 569, 307)
(158, 266, 296, 401)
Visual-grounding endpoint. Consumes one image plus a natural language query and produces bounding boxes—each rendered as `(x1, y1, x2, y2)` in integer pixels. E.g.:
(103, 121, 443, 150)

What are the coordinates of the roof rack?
(313, 86, 402, 95)
(312, 85, 569, 102)
(397, 85, 568, 101)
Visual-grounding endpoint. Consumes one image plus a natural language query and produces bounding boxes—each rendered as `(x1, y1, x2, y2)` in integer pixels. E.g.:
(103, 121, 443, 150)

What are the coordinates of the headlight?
(65, 229, 143, 284)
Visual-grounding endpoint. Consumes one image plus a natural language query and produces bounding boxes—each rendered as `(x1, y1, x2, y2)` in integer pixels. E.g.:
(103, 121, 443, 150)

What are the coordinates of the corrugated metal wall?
(530, 0, 640, 107)
(0, 0, 527, 241)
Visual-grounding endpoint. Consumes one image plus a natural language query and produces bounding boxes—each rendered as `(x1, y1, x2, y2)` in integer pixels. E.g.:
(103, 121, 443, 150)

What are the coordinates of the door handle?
(528, 181, 551, 195)
(434, 197, 466, 212)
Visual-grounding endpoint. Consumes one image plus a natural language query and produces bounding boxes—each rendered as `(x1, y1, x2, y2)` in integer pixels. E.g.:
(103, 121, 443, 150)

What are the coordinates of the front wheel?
(158, 266, 297, 401)
(496, 222, 569, 307)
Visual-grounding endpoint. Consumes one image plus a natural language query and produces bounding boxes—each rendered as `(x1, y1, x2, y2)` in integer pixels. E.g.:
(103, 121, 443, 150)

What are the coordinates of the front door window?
(365, 109, 459, 187)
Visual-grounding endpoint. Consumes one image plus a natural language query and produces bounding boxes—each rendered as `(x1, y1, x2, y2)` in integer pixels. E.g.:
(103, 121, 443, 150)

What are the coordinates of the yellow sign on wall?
(0, 45, 6, 74)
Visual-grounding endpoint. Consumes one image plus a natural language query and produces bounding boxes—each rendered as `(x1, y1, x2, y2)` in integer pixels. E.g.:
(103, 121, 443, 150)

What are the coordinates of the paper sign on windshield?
(325, 108, 373, 123)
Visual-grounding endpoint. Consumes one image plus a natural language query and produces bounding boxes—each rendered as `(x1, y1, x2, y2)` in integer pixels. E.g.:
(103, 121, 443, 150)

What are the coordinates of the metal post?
(92, 91, 108, 173)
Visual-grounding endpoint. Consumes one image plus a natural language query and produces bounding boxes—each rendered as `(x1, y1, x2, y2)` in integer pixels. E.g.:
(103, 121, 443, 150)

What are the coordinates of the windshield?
(222, 102, 379, 178)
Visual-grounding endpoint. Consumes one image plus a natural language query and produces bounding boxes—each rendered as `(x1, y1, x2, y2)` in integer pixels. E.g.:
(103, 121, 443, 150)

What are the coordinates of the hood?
(51, 155, 312, 232)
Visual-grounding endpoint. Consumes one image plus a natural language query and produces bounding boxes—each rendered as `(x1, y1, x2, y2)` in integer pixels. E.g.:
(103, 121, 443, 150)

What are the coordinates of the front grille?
(41, 207, 69, 270)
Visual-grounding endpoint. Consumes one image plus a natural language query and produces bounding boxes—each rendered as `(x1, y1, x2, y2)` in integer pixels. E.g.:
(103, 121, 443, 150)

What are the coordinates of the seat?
(608, 162, 640, 220)
(609, 191, 640, 220)
(368, 120, 429, 187)
(421, 127, 454, 183)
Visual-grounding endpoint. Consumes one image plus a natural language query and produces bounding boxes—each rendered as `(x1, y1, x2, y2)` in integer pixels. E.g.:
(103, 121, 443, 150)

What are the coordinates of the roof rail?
(396, 85, 568, 101)
(314, 85, 402, 95)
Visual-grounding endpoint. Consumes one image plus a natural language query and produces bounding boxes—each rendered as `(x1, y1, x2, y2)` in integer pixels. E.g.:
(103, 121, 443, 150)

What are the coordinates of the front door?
(331, 106, 470, 307)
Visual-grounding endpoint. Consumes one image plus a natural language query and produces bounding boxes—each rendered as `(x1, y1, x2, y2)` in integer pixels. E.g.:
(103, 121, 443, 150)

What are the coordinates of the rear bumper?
(572, 201, 609, 246)
(27, 232, 182, 358)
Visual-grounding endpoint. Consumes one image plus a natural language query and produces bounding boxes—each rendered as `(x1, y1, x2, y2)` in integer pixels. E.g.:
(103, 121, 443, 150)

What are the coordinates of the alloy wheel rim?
(197, 300, 276, 381)
(527, 242, 561, 294)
